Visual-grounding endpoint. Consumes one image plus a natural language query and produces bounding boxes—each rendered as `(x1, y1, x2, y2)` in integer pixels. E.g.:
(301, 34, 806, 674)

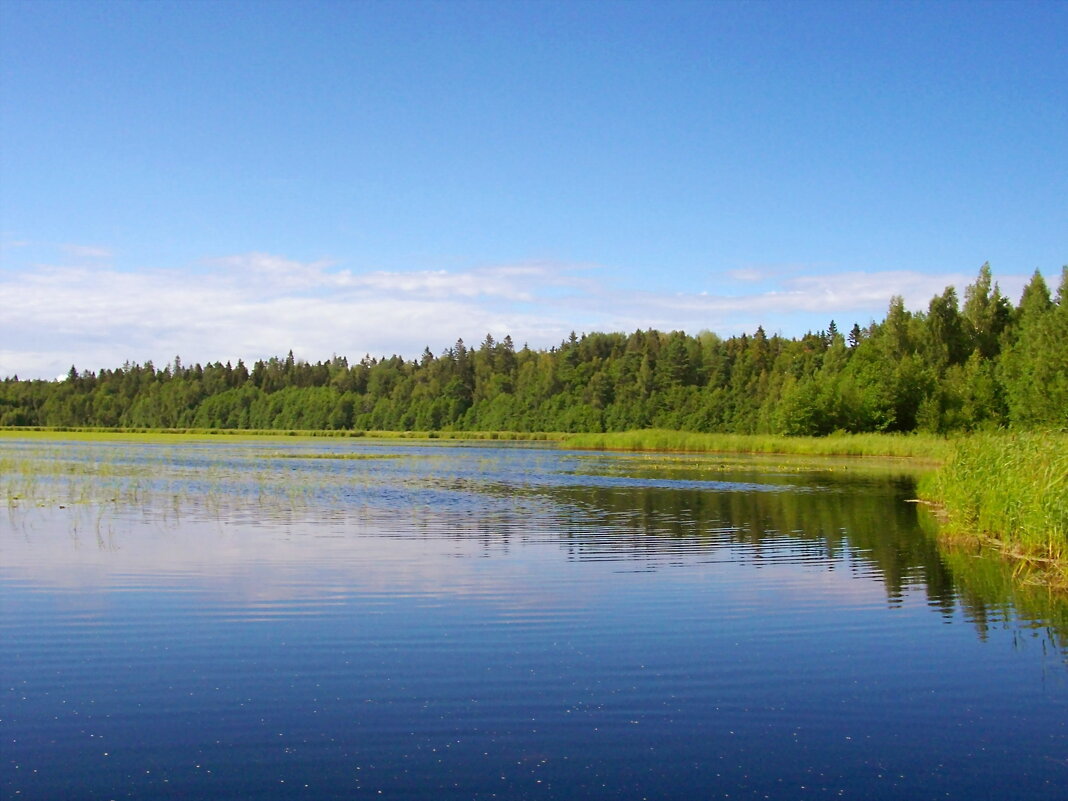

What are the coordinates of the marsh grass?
(0, 436, 409, 529)
(0, 426, 563, 443)
(0, 426, 947, 459)
(918, 432, 1068, 589)
(561, 429, 951, 461)
(268, 453, 403, 461)
(572, 450, 929, 478)
(1, 442, 154, 511)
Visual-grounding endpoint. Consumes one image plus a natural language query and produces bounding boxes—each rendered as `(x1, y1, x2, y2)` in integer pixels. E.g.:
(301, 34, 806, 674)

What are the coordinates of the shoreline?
(3, 425, 1062, 590)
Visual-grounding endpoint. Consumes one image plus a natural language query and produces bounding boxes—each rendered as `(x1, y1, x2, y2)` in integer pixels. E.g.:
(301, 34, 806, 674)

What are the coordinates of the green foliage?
(562, 429, 950, 459)
(998, 267, 1068, 429)
(919, 432, 1068, 584)
(1, 264, 1064, 439)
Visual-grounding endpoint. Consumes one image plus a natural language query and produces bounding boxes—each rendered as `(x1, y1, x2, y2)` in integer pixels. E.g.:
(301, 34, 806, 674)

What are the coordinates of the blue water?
(1, 439, 1066, 800)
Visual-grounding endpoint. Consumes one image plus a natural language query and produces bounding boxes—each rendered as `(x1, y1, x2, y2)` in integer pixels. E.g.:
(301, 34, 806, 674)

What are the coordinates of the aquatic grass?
(2, 437, 347, 515)
(267, 452, 403, 460)
(573, 451, 929, 479)
(6, 439, 369, 542)
(1, 442, 156, 510)
(561, 429, 951, 461)
(918, 432, 1068, 588)
(0, 426, 566, 443)
(6, 427, 1062, 593)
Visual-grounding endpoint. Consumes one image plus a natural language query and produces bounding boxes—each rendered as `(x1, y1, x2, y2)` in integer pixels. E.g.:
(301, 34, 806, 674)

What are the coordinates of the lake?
(2, 437, 1066, 800)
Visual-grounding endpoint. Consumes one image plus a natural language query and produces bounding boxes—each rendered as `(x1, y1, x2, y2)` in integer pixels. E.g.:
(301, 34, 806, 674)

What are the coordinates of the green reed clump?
(919, 432, 1068, 583)
(562, 429, 949, 460)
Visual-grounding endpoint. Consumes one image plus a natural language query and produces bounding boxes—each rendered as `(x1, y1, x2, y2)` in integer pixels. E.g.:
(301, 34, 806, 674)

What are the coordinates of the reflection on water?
(2, 438, 1066, 800)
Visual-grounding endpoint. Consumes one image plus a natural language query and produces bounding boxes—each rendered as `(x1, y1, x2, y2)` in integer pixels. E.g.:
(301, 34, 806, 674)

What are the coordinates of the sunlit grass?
(0, 426, 564, 442)
(918, 432, 1068, 589)
(561, 429, 951, 461)
(0, 426, 950, 459)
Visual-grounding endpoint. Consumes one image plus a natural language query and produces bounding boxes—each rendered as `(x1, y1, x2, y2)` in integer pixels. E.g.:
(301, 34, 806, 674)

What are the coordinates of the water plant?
(918, 432, 1068, 588)
(561, 429, 950, 460)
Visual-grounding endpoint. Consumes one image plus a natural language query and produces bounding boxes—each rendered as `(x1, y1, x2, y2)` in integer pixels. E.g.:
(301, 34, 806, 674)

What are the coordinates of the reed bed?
(561, 429, 951, 461)
(1, 426, 950, 460)
(918, 432, 1068, 587)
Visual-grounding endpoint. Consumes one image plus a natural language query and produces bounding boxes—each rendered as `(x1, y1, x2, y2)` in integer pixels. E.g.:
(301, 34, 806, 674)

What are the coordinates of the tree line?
(2, 264, 1065, 435)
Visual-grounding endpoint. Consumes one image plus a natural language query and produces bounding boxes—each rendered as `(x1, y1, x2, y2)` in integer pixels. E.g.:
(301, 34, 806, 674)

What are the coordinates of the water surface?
(2, 438, 1066, 799)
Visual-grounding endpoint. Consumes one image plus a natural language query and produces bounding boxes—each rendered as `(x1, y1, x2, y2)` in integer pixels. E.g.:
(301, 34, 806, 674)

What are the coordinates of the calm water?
(2, 438, 1066, 800)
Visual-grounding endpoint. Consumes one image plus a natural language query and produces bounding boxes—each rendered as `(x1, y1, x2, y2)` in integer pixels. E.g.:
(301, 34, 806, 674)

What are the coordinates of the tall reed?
(561, 429, 950, 460)
(918, 432, 1068, 582)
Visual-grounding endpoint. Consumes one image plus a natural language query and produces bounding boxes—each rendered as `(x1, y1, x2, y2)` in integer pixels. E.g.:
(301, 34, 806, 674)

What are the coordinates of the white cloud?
(207, 252, 337, 291)
(343, 268, 534, 301)
(60, 244, 113, 260)
(727, 267, 766, 283)
(0, 253, 1035, 379)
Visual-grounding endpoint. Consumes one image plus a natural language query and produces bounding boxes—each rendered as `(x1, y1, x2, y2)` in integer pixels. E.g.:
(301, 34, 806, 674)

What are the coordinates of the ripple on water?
(2, 439, 1067, 801)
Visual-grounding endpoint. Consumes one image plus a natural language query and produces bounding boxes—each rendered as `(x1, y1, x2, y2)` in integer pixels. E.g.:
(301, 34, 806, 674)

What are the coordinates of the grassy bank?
(566, 429, 1066, 588)
(918, 432, 1068, 589)
(0, 426, 563, 443)
(1, 426, 950, 459)
(561, 429, 951, 460)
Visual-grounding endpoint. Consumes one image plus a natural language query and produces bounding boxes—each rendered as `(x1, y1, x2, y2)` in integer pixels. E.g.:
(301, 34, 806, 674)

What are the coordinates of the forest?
(2, 264, 1065, 435)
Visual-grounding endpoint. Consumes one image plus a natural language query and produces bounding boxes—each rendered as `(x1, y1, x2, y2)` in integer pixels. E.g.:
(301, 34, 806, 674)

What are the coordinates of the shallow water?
(2, 438, 1066, 800)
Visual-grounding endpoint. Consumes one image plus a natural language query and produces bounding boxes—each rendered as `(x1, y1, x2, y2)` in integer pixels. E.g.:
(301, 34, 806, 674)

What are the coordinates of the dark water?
(2, 439, 1066, 800)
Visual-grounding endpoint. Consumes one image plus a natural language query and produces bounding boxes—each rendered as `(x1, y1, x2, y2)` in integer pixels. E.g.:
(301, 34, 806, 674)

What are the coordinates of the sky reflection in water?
(1, 439, 1066, 800)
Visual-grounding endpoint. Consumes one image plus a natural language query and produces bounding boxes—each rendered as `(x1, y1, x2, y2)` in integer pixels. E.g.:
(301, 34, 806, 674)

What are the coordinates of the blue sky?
(1, 0, 1065, 379)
